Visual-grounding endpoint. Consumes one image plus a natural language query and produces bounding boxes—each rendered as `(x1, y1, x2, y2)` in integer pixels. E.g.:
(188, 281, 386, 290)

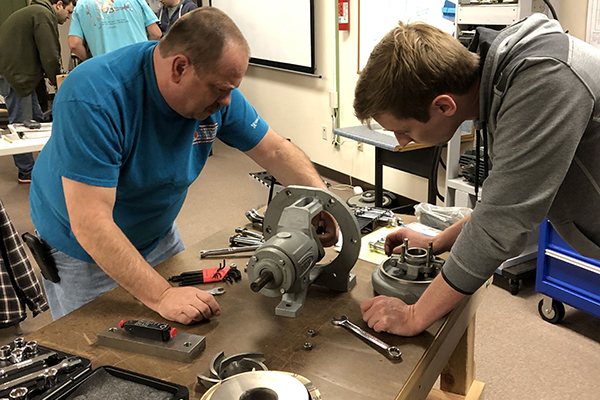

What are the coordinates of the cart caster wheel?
(509, 279, 519, 295)
(538, 299, 565, 324)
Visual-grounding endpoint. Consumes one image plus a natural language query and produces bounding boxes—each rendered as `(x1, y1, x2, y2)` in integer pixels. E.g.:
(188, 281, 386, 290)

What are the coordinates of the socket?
(322, 125, 328, 141)
(357, 142, 364, 152)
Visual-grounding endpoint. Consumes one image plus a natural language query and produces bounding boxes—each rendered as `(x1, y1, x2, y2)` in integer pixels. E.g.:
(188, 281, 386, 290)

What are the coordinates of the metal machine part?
(8, 387, 27, 400)
(245, 209, 264, 225)
(209, 371, 309, 400)
(371, 240, 445, 304)
(0, 352, 58, 378)
(229, 234, 262, 247)
(12, 339, 24, 350)
(353, 206, 403, 233)
(332, 316, 401, 361)
(0, 346, 11, 361)
(235, 227, 264, 240)
(368, 238, 386, 254)
(200, 245, 260, 258)
(206, 287, 225, 296)
(246, 186, 361, 317)
(97, 322, 205, 363)
(0, 357, 81, 391)
(197, 352, 268, 389)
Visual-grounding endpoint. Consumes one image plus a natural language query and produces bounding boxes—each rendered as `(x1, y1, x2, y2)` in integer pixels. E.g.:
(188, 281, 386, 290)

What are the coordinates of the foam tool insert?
(60, 366, 188, 400)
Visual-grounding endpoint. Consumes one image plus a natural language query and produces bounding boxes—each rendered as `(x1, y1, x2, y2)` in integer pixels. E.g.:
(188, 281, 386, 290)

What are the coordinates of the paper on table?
(8, 123, 52, 139)
(335, 226, 397, 265)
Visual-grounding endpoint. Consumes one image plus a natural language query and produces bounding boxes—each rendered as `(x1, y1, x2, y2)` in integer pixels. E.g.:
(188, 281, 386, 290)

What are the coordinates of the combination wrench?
(332, 316, 402, 360)
(206, 287, 226, 296)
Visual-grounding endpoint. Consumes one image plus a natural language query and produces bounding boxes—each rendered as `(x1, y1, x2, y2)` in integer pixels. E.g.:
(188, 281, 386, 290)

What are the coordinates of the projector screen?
(210, 0, 315, 75)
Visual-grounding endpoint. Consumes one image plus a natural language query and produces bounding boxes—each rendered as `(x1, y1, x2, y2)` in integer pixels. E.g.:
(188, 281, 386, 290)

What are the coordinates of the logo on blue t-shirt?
(193, 122, 218, 145)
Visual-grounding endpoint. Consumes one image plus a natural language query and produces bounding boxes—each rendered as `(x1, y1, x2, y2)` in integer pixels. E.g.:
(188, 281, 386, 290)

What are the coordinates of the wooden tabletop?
(26, 224, 487, 400)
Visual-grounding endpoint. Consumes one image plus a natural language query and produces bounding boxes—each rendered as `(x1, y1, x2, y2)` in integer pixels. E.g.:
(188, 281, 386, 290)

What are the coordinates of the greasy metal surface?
(97, 323, 206, 364)
(26, 224, 446, 400)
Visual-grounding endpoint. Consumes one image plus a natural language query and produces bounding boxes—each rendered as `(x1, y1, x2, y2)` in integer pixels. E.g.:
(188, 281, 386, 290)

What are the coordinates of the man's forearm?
(72, 217, 170, 311)
(411, 273, 467, 332)
(245, 128, 326, 189)
(433, 214, 471, 253)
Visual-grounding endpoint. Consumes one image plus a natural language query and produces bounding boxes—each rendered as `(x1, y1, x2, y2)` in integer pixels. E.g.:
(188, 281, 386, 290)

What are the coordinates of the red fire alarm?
(338, 0, 349, 31)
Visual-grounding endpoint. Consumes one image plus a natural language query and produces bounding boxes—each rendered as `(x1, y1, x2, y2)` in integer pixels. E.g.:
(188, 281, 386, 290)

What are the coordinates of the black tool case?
(0, 344, 188, 400)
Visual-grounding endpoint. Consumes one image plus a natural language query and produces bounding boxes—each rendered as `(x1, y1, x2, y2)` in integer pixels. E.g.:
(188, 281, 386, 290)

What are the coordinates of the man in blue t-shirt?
(30, 7, 336, 323)
(68, 0, 161, 60)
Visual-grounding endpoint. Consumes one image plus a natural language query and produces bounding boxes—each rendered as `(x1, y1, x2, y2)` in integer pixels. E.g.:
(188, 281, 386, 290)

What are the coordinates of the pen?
(3, 137, 12, 143)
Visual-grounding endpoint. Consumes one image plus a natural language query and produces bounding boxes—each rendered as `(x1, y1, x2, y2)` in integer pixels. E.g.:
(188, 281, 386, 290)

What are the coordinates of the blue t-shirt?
(69, 0, 158, 57)
(30, 42, 268, 262)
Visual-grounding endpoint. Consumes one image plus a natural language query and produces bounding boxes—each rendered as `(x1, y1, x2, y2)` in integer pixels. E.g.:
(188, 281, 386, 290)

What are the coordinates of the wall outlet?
(322, 125, 328, 140)
(532, 0, 546, 13)
(357, 142, 364, 152)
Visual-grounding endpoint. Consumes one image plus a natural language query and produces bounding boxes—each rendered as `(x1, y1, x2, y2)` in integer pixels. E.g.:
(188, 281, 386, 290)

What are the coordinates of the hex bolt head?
(303, 342, 313, 351)
(307, 329, 317, 337)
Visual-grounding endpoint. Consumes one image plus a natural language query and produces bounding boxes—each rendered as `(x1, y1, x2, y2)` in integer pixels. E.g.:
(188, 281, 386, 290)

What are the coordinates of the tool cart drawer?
(536, 220, 600, 318)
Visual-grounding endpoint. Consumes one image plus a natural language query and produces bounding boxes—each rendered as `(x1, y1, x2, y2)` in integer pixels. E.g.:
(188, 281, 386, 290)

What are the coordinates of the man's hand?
(360, 295, 423, 337)
(155, 287, 221, 325)
(385, 228, 437, 255)
(312, 210, 339, 247)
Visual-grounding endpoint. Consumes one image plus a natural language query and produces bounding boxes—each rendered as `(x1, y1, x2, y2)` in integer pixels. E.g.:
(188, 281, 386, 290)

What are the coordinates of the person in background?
(0, 0, 75, 184)
(354, 14, 600, 336)
(69, 0, 161, 61)
(156, 0, 197, 36)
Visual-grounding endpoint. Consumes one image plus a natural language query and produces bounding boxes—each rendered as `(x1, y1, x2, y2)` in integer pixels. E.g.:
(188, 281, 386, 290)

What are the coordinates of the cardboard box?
(56, 73, 68, 89)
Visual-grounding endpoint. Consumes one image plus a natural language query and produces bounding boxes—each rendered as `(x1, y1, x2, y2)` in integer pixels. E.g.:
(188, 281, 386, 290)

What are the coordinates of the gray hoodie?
(442, 14, 600, 294)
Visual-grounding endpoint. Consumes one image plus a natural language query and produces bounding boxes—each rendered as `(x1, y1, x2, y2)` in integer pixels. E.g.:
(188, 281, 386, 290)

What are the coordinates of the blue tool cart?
(536, 219, 600, 323)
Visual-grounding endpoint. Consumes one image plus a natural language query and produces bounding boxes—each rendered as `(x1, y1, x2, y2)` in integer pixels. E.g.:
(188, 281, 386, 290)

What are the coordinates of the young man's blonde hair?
(158, 7, 249, 75)
(354, 21, 479, 124)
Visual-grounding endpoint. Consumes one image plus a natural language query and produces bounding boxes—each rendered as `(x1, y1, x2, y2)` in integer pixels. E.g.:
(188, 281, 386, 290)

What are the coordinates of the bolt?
(307, 329, 317, 337)
(351, 239, 358, 244)
(303, 342, 313, 351)
(108, 327, 117, 332)
(183, 342, 192, 347)
(280, 288, 286, 294)
(278, 260, 285, 266)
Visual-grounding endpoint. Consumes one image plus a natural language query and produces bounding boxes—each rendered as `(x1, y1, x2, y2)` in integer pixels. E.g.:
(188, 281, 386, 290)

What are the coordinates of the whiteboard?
(210, 0, 315, 74)
(358, 0, 455, 72)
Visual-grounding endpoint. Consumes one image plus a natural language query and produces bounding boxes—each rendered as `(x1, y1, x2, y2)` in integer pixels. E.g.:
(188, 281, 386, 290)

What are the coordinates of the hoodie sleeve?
(33, 16, 61, 86)
(182, 1, 198, 14)
(442, 59, 595, 294)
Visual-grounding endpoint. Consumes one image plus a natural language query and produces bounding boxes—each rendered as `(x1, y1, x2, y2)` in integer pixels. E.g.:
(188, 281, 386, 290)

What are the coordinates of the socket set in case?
(0, 338, 188, 399)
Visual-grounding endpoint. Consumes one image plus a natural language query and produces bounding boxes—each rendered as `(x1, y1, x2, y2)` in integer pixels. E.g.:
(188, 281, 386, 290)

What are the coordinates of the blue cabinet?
(536, 220, 600, 322)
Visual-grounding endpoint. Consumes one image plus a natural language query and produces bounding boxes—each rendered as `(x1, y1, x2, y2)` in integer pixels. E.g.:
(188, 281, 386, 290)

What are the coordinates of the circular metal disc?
(209, 371, 310, 400)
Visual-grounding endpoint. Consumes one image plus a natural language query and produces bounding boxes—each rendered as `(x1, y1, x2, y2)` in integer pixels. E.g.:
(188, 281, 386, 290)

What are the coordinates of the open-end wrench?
(206, 287, 225, 296)
(332, 316, 402, 360)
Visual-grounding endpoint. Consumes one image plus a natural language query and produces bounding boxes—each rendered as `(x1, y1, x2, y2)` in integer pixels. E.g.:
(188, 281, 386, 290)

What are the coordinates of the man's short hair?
(51, 0, 76, 5)
(354, 21, 480, 124)
(159, 7, 249, 74)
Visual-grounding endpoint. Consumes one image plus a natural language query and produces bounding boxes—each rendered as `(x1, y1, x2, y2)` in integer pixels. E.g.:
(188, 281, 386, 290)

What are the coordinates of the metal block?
(97, 322, 205, 363)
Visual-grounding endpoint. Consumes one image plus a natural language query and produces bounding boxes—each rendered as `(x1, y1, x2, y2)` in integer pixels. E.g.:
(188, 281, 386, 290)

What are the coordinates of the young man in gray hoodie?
(156, 0, 197, 36)
(353, 14, 600, 336)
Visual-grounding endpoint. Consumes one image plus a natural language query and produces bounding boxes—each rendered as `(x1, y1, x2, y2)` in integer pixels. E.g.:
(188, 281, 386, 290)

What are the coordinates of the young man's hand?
(385, 228, 437, 255)
(360, 295, 423, 337)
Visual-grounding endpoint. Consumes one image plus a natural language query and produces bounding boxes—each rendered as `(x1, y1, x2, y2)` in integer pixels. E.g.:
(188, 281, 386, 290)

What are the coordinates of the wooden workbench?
(26, 225, 487, 400)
